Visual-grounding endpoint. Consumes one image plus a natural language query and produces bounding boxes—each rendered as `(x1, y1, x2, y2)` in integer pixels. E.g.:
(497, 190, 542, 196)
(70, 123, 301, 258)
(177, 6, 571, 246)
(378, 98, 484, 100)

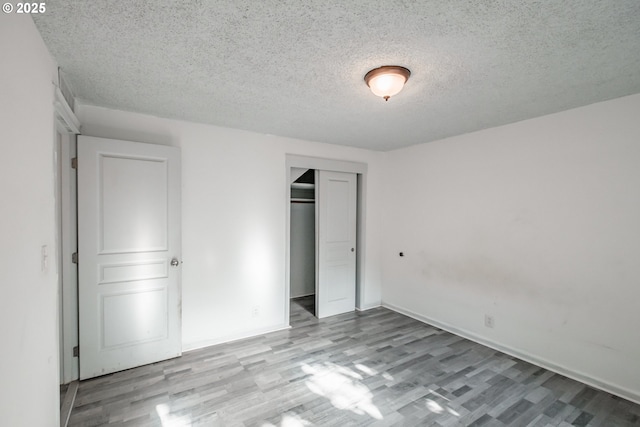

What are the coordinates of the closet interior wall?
(290, 170, 316, 299)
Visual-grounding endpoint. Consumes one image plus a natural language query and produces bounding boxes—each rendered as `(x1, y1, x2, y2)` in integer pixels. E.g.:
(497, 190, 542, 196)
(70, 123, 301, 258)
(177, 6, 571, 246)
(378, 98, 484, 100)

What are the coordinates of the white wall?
(290, 202, 315, 298)
(76, 105, 385, 350)
(382, 93, 640, 403)
(0, 15, 59, 426)
(9, 9, 639, 418)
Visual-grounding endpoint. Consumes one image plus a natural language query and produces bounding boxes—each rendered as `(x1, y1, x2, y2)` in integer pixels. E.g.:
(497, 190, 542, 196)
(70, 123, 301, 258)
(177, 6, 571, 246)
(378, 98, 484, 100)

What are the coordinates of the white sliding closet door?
(316, 170, 357, 318)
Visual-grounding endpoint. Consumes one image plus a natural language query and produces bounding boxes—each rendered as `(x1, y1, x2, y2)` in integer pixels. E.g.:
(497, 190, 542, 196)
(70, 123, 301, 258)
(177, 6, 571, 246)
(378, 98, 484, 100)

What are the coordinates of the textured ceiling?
(33, 1, 640, 151)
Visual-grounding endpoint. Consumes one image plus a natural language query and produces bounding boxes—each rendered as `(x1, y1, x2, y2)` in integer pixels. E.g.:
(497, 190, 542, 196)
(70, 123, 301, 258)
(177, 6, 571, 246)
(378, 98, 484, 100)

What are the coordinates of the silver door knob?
(170, 258, 180, 267)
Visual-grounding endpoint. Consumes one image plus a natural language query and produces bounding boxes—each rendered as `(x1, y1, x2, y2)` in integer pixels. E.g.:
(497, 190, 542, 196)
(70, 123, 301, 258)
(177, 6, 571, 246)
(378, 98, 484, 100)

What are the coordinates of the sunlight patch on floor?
(301, 362, 384, 420)
(156, 403, 192, 427)
(156, 403, 221, 426)
(354, 363, 377, 376)
(425, 389, 461, 417)
(261, 413, 313, 427)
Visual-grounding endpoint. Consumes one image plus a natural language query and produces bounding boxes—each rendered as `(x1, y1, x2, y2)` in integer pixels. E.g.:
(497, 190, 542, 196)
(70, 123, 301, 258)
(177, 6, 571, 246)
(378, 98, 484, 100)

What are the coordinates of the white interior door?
(78, 135, 181, 380)
(316, 171, 357, 318)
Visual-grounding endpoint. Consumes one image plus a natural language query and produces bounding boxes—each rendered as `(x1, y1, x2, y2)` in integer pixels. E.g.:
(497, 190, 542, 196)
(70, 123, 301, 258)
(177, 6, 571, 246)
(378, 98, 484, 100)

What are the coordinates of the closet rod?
(291, 198, 315, 204)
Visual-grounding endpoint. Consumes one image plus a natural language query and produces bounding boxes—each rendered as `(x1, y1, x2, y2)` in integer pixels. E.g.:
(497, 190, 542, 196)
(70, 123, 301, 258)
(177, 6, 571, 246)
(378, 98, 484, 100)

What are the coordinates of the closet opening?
(286, 155, 367, 326)
(289, 168, 316, 320)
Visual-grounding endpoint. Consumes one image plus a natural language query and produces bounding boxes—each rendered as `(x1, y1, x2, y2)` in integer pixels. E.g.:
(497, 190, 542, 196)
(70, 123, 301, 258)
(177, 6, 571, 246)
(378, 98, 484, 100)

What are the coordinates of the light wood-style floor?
(67, 297, 640, 426)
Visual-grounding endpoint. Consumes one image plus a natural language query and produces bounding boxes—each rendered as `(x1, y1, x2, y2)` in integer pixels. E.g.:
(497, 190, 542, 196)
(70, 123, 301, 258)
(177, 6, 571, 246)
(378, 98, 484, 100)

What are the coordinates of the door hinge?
(73, 346, 79, 357)
(72, 252, 78, 264)
(71, 157, 77, 169)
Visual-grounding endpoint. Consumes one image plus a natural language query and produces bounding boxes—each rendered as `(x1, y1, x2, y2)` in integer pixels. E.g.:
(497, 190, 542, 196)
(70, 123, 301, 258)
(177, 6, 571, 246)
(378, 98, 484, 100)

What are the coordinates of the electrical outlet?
(251, 306, 260, 318)
(484, 314, 495, 329)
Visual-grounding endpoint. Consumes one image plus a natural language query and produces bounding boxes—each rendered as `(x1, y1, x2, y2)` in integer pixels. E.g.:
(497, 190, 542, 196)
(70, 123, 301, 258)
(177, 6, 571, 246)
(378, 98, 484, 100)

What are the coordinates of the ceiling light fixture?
(364, 65, 411, 101)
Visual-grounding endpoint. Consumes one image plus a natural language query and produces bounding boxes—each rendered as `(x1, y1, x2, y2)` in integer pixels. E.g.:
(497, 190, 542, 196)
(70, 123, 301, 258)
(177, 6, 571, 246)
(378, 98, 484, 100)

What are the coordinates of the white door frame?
(58, 131, 79, 384)
(285, 154, 367, 323)
(54, 86, 81, 384)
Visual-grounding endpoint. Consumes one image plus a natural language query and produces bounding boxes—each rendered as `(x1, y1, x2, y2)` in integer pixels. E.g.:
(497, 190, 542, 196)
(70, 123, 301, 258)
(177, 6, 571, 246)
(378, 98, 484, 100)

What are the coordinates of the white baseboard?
(182, 323, 291, 353)
(382, 302, 640, 405)
(60, 380, 78, 427)
(356, 302, 381, 312)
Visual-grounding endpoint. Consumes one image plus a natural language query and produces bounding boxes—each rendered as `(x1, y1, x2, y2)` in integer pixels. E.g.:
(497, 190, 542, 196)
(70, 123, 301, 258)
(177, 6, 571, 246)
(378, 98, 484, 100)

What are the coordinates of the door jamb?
(285, 154, 367, 325)
(55, 85, 80, 384)
(58, 132, 78, 383)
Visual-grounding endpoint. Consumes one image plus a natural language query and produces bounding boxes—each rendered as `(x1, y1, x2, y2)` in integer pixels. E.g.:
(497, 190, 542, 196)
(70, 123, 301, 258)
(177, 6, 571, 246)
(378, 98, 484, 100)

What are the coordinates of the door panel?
(317, 171, 357, 318)
(101, 288, 167, 348)
(78, 136, 181, 380)
(99, 155, 168, 253)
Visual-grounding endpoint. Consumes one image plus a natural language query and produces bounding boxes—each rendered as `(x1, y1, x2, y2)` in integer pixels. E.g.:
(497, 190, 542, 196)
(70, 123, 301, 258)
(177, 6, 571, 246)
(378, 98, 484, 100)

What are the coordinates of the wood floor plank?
(68, 297, 640, 426)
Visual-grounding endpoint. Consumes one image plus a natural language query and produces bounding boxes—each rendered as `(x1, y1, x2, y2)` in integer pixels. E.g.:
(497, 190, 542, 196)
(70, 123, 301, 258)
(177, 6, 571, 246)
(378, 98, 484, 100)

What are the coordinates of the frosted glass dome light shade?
(364, 66, 411, 101)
